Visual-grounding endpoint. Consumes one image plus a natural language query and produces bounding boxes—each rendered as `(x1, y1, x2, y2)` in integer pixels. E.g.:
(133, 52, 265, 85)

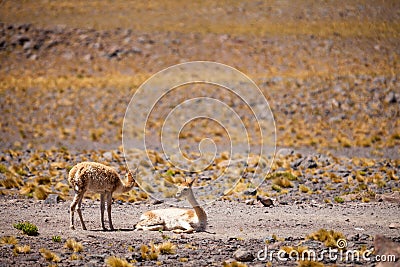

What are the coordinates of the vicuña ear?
(188, 176, 197, 187)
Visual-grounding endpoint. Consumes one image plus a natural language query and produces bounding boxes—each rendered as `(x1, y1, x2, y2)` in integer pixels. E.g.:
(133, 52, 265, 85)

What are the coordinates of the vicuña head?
(68, 162, 138, 231)
(135, 177, 207, 233)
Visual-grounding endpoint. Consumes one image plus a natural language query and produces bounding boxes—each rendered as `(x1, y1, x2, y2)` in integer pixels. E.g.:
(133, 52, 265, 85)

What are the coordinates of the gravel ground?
(0, 194, 399, 266)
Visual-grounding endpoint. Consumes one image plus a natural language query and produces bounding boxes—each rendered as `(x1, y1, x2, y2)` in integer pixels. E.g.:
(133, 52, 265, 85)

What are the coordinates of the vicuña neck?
(187, 189, 200, 207)
(187, 189, 207, 228)
(117, 178, 135, 193)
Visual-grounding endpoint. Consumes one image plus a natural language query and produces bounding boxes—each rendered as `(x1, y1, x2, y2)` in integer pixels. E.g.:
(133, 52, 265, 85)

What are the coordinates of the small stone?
(103, 151, 112, 161)
(276, 148, 294, 157)
(302, 156, 318, 169)
(152, 199, 164, 205)
(44, 194, 59, 204)
(233, 248, 254, 262)
(291, 158, 304, 169)
(245, 199, 255, 205)
(374, 235, 400, 266)
(384, 91, 397, 104)
(381, 192, 400, 203)
(243, 189, 257, 196)
(388, 223, 400, 229)
(83, 54, 92, 61)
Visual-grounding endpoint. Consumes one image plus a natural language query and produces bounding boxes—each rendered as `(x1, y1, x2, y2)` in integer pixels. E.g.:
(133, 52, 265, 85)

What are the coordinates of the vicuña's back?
(135, 178, 207, 233)
(68, 162, 137, 231)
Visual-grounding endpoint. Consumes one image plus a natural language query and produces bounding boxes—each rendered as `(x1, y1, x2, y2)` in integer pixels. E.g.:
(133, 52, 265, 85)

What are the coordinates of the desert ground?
(0, 1, 399, 266)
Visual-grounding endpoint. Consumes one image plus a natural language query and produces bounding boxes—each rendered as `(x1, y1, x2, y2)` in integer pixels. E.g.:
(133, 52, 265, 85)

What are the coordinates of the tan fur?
(68, 162, 137, 231)
(135, 178, 207, 233)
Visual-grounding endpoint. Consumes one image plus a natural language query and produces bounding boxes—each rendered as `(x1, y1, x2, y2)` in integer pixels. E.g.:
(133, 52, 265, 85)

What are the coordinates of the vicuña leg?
(100, 193, 106, 230)
(77, 193, 86, 230)
(70, 191, 86, 230)
(106, 193, 114, 230)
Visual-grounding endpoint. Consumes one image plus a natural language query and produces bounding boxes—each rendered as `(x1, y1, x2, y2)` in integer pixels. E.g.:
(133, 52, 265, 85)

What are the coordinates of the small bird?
(257, 195, 274, 207)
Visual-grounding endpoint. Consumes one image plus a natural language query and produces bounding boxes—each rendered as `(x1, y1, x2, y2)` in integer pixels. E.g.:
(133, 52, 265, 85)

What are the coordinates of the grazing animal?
(135, 178, 207, 233)
(68, 162, 137, 231)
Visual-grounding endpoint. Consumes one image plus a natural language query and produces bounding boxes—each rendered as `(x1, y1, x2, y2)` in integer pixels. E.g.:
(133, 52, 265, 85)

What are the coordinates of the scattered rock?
(374, 235, 400, 267)
(276, 148, 294, 157)
(233, 248, 254, 262)
(302, 156, 318, 169)
(103, 151, 112, 161)
(384, 91, 397, 104)
(245, 199, 255, 205)
(388, 223, 400, 229)
(44, 194, 59, 204)
(243, 189, 257, 196)
(380, 192, 400, 203)
(152, 199, 164, 205)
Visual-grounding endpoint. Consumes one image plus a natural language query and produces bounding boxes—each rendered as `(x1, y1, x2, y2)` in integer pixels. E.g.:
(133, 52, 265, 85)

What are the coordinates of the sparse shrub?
(299, 184, 310, 193)
(52, 236, 61, 242)
(39, 248, 60, 262)
(273, 177, 293, 188)
(0, 164, 7, 173)
(334, 196, 344, 203)
(271, 184, 282, 192)
(13, 222, 39, 236)
(64, 238, 83, 252)
(106, 255, 133, 267)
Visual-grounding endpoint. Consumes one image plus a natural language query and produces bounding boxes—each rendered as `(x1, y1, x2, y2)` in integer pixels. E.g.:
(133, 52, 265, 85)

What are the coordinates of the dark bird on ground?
(257, 195, 274, 207)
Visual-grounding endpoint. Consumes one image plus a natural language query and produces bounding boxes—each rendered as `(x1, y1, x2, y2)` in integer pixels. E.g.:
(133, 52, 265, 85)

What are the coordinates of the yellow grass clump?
(157, 241, 177, 255)
(64, 238, 84, 252)
(14, 245, 31, 255)
(106, 256, 133, 267)
(0, 236, 18, 245)
(307, 229, 346, 248)
(39, 248, 60, 262)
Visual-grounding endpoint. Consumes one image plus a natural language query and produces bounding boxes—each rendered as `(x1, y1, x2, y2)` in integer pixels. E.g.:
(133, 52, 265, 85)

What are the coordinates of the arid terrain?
(0, 1, 399, 266)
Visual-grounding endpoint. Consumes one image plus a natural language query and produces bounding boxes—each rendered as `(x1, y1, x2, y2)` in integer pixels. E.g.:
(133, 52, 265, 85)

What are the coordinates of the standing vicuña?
(68, 162, 137, 231)
(135, 178, 207, 233)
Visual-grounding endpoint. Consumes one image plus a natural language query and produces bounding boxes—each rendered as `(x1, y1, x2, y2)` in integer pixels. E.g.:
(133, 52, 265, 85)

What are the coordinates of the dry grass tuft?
(299, 184, 311, 193)
(140, 242, 159, 261)
(298, 260, 325, 267)
(307, 228, 345, 248)
(0, 236, 18, 245)
(70, 253, 83, 260)
(14, 245, 31, 255)
(106, 255, 133, 267)
(33, 185, 50, 200)
(64, 238, 84, 252)
(39, 248, 60, 262)
(223, 260, 248, 267)
(157, 241, 177, 255)
(273, 177, 294, 188)
(0, 176, 23, 189)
